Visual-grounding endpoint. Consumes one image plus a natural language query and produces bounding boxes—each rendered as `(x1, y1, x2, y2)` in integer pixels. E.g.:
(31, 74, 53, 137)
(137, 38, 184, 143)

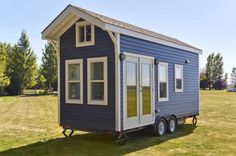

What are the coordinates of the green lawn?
(0, 91, 236, 155)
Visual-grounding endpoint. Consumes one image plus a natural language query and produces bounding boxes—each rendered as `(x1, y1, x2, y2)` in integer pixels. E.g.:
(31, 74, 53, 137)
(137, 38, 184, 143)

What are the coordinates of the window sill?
(76, 41, 95, 47)
(158, 98, 169, 102)
(66, 99, 83, 104)
(175, 89, 184, 93)
(88, 100, 107, 106)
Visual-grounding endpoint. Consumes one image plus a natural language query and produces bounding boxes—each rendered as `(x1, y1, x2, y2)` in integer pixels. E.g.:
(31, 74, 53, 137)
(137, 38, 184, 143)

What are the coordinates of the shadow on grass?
(0, 124, 196, 156)
(20, 93, 57, 97)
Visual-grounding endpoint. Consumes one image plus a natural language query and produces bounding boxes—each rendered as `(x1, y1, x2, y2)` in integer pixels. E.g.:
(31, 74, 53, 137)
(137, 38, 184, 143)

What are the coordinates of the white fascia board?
(42, 6, 106, 40)
(104, 24, 202, 54)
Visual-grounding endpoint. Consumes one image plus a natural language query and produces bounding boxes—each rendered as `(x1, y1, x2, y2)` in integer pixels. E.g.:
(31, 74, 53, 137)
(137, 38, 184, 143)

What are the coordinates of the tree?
(35, 66, 46, 90)
(230, 68, 236, 88)
(6, 30, 37, 95)
(0, 43, 10, 93)
(215, 73, 228, 90)
(200, 68, 208, 90)
(41, 42, 57, 92)
(205, 53, 224, 90)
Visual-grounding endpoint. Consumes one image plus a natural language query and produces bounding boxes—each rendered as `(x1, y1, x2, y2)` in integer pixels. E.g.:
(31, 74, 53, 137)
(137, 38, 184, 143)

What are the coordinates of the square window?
(76, 22, 95, 47)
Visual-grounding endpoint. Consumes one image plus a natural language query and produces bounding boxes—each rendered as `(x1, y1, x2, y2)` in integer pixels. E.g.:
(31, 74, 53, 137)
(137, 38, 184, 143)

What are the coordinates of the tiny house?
(42, 5, 202, 142)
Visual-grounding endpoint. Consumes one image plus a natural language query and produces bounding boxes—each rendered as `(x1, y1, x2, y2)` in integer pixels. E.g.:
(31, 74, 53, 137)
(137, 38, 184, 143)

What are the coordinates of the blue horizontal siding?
(120, 34, 199, 129)
(60, 22, 116, 131)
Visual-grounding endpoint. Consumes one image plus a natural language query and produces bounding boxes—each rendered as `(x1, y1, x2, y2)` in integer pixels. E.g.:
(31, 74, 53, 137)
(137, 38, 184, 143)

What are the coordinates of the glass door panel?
(126, 62, 137, 118)
(141, 64, 151, 115)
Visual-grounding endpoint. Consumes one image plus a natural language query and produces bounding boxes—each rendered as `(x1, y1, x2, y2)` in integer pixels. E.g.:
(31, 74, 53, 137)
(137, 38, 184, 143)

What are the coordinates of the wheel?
(167, 116, 177, 134)
(155, 118, 167, 136)
(192, 116, 198, 126)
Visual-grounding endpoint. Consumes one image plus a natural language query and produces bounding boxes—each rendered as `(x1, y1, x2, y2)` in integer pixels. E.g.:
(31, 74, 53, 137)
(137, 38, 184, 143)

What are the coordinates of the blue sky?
(0, 0, 235, 75)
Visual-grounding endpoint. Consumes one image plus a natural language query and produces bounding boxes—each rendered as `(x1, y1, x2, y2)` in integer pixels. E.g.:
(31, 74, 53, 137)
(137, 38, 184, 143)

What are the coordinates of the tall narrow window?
(65, 59, 83, 104)
(158, 62, 168, 101)
(175, 64, 183, 92)
(76, 21, 95, 47)
(87, 57, 107, 105)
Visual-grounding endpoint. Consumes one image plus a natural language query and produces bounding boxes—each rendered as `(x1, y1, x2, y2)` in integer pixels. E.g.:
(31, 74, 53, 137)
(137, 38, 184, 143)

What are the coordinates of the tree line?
(200, 53, 228, 90)
(0, 30, 57, 95)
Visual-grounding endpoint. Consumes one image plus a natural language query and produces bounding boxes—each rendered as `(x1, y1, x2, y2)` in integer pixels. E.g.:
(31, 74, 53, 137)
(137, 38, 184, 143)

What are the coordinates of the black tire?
(167, 116, 177, 134)
(155, 118, 167, 136)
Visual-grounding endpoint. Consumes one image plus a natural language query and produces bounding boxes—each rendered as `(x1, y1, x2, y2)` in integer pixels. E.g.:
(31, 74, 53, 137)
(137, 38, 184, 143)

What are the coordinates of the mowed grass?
(0, 91, 236, 155)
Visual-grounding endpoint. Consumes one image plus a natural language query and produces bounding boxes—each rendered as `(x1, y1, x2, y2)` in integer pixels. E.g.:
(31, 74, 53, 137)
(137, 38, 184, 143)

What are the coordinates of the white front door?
(124, 54, 154, 130)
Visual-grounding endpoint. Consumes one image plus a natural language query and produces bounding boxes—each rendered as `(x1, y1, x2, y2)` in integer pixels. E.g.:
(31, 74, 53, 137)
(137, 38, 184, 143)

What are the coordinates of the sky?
(0, 0, 235, 75)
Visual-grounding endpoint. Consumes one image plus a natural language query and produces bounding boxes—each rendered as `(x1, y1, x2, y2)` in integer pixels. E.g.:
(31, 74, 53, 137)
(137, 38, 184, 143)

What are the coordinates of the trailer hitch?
(192, 116, 198, 126)
(115, 131, 129, 145)
(62, 129, 74, 137)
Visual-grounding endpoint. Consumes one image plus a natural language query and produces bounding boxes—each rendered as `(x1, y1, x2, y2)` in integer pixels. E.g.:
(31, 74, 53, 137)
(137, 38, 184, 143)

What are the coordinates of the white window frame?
(175, 64, 184, 92)
(76, 21, 95, 47)
(65, 59, 83, 104)
(158, 62, 169, 102)
(87, 57, 108, 105)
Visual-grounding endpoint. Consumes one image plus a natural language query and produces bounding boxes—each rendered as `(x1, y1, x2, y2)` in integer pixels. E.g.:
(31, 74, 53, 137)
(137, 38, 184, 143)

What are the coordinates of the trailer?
(42, 4, 202, 144)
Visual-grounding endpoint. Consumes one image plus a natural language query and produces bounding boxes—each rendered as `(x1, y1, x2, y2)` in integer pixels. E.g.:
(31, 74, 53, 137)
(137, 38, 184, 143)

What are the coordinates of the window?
(158, 62, 168, 101)
(65, 59, 83, 104)
(175, 64, 184, 92)
(76, 21, 95, 47)
(87, 57, 107, 105)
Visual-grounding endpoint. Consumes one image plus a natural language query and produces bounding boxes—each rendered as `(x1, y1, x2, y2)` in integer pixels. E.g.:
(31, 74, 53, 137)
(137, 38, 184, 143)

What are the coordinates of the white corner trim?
(158, 62, 169, 102)
(175, 64, 184, 93)
(104, 24, 202, 54)
(87, 57, 108, 105)
(115, 33, 121, 131)
(75, 21, 95, 47)
(108, 31, 121, 131)
(65, 59, 83, 104)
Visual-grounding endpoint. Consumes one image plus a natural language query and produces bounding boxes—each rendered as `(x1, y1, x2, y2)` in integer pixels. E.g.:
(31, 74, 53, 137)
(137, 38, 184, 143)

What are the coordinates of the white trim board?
(108, 31, 121, 131)
(42, 5, 202, 54)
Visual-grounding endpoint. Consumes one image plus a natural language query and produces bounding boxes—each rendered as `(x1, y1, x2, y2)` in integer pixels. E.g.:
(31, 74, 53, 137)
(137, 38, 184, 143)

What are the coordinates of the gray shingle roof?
(72, 5, 201, 51)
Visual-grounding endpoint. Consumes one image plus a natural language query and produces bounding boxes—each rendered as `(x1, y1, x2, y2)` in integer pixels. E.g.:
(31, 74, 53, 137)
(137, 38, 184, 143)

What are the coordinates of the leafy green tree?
(205, 53, 224, 90)
(6, 30, 37, 95)
(0, 43, 10, 93)
(41, 42, 57, 92)
(35, 66, 46, 90)
(200, 68, 208, 90)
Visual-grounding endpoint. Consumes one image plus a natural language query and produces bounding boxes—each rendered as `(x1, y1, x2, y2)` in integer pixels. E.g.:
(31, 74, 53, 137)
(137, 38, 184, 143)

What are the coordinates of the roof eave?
(104, 23, 202, 54)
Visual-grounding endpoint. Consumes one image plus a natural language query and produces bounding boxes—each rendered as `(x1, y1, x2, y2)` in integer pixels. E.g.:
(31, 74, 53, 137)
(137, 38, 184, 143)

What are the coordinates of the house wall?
(60, 22, 116, 131)
(120, 34, 199, 130)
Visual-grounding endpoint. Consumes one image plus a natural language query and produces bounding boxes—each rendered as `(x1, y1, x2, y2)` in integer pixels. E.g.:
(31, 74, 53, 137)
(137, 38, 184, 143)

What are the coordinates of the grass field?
(0, 91, 236, 156)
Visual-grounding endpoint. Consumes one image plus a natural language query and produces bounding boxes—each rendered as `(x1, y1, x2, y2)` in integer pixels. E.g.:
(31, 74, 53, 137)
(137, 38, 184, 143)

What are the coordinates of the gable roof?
(42, 4, 202, 54)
